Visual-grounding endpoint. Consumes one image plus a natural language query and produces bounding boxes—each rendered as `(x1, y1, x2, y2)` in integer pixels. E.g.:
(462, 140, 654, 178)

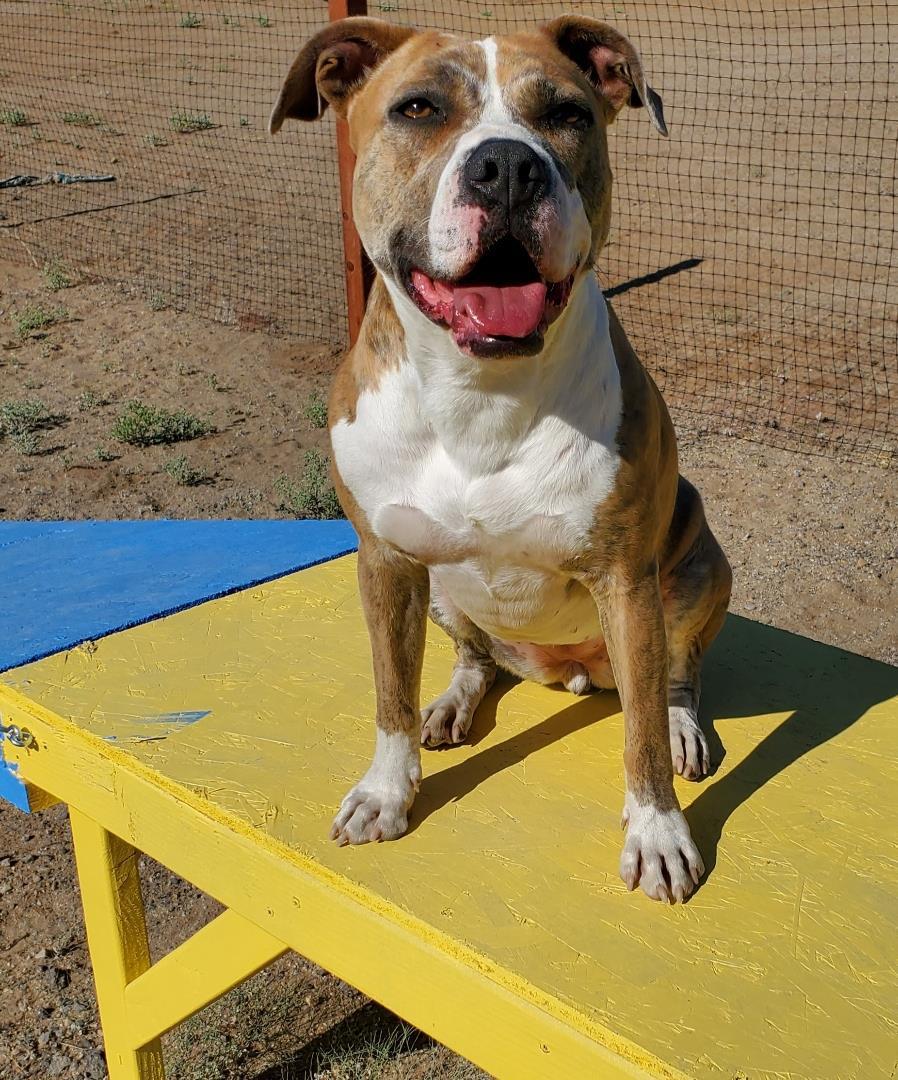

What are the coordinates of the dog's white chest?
(331, 326, 623, 644)
(373, 435, 588, 568)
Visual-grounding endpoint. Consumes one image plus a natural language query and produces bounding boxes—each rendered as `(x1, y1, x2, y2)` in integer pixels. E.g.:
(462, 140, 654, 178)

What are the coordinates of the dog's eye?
(397, 97, 437, 120)
(546, 103, 593, 130)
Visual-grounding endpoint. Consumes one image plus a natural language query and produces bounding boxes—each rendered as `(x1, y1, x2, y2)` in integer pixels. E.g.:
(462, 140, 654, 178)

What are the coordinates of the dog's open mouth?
(408, 236, 574, 356)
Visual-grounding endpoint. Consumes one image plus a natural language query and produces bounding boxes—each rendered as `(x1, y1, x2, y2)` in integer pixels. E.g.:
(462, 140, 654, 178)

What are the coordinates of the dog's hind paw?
(668, 705, 709, 780)
(421, 665, 491, 746)
(421, 692, 475, 746)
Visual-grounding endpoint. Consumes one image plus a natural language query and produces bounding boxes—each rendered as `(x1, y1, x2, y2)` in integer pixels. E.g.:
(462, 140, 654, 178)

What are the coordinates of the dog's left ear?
(543, 16, 667, 136)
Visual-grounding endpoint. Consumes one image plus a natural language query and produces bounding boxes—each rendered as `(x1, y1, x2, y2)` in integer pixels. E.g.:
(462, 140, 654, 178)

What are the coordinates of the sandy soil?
(0, 259, 339, 520)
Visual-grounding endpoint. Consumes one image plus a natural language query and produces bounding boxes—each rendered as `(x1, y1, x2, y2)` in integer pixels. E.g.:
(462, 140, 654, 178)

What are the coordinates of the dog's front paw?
(619, 796, 704, 902)
(668, 706, 709, 780)
(330, 785, 413, 844)
(330, 732, 421, 845)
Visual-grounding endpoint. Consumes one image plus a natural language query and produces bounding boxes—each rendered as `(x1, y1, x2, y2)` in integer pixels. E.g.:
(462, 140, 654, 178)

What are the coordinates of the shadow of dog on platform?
(684, 615, 898, 888)
(411, 615, 898, 892)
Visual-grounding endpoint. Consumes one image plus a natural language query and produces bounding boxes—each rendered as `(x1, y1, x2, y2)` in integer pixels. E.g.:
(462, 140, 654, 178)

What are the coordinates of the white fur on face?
(425, 37, 591, 282)
(478, 36, 512, 125)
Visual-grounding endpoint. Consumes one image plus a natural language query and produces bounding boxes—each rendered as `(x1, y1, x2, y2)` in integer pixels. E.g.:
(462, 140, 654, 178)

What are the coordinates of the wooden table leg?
(69, 808, 165, 1080)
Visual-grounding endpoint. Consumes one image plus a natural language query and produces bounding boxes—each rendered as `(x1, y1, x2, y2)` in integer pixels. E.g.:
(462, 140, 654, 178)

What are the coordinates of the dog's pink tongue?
(451, 283, 547, 339)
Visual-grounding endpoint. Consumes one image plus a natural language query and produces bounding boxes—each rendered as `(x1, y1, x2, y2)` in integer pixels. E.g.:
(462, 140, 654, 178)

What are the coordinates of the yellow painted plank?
(68, 809, 165, 1080)
(124, 908, 288, 1048)
(3, 554, 898, 1079)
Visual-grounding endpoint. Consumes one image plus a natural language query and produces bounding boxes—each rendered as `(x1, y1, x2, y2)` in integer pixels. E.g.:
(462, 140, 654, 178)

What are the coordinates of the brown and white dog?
(271, 16, 732, 902)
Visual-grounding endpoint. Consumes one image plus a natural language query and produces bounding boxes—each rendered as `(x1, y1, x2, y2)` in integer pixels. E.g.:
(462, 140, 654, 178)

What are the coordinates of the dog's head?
(271, 17, 666, 358)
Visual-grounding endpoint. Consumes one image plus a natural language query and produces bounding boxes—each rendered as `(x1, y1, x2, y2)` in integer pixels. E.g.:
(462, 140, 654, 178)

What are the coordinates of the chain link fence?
(1, 1, 895, 464)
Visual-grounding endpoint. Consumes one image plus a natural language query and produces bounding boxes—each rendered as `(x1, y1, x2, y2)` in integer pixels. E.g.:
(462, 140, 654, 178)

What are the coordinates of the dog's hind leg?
(666, 634, 709, 780)
(421, 639, 496, 746)
(422, 579, 497, 747)
(663, 479, 732, 780)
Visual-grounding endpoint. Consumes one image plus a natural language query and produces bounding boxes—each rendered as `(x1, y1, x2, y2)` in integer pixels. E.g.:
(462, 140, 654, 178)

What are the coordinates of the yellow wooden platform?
(2, 554, 897, 1079)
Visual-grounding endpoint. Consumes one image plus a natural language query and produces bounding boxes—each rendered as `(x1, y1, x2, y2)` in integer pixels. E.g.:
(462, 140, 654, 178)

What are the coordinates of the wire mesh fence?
(0, 1, 895, 464)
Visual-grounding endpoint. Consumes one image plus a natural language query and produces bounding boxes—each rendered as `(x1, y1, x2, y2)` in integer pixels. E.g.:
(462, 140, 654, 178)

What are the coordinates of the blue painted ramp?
(0, 520, 358, 673)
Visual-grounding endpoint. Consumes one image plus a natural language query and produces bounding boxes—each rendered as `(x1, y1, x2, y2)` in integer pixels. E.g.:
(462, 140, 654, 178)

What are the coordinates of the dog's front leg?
(330, 537, 429, 845)
(593, 568, 705, 902)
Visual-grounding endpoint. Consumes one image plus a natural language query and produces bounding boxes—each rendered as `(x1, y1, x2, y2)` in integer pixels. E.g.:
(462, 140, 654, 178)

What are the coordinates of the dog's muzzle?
(404, 139, 577, 358)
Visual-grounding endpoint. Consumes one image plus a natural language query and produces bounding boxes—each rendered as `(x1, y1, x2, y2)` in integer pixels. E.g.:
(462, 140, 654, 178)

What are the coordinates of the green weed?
(711, 306, 741, 325)
(15, 305, 67, 338)
(111, 401, 214, 446)
(43, 259, 71, 291)
(302, 390, 328, 429)
(274, 449, 341, 519)
(9, 431, 41, 456)
(0, 400, 60, 445)
(77, 389, 107, 412)
(311, 1021, 424, 1078)
(61, 111, 101, 126)
(179, 13, 202, 28)
(169, 111, 214, 133)
(0, 108, 27, 126)
(231, 488, 262, 513)
(163, 453, 208, 486)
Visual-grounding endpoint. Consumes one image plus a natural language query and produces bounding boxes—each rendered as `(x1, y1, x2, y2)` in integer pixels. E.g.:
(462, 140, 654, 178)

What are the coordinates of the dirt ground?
(0, 259, 339, 521)
(1, 257, 896, 1079)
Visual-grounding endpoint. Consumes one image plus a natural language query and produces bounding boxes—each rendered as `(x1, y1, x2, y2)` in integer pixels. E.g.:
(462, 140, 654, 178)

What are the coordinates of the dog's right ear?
(269, 18, 415, 133)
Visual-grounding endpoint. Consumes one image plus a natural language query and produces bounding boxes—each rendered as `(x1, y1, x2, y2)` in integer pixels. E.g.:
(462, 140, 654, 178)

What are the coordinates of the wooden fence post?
(328, 0, 371, 348)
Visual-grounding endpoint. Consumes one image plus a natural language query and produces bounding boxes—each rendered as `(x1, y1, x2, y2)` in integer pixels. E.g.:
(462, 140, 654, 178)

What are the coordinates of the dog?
(270, 15, 732, 902)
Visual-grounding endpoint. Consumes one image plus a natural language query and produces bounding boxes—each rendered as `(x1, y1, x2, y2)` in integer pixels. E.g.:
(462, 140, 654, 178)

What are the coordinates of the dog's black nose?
(462, 139, 548, 211)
